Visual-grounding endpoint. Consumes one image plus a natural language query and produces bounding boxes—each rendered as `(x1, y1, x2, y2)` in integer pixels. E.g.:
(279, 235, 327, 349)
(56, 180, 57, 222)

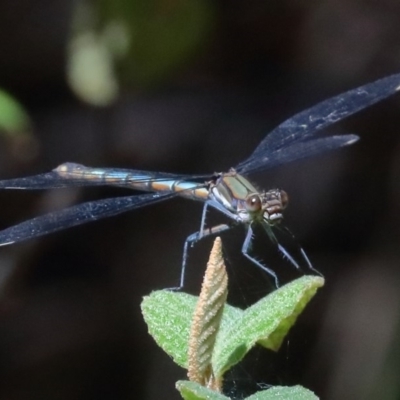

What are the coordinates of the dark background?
(0, 1, 399, 399)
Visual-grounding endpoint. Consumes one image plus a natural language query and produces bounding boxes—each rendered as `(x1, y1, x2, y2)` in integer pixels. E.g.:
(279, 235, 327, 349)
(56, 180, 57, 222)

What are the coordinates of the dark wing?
(0, 191, 177, 245)
(235, 134, 358, 172)
(236, 72, 400, 174)
(0, 162, 210, 190)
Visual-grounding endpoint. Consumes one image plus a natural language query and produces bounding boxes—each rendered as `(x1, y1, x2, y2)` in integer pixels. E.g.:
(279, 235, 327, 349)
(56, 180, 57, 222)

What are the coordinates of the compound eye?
(280, 190, 289, 209)
(246, 194, 262, 212)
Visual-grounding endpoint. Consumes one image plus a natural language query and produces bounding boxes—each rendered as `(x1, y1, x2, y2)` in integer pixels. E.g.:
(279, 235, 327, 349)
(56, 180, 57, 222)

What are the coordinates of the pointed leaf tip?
(212, 276, 324, 377)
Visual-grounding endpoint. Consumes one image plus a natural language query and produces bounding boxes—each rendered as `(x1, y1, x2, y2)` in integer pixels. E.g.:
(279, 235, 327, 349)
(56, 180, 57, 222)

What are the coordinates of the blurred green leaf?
(0, 89, 30, 135)
(67, 0, 215, 104)
(67, 30, 119, 106)
(125, 0, 214, 85)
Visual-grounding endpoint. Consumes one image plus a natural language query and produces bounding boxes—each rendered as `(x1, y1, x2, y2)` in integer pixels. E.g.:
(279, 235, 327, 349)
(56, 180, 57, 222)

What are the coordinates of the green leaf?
(141, 290, 242, 368)
(176, 380, 230, 400)
(141, 276, 324, 379)
(0, 89, 30, 134)
(212, 276, 324, 377)
(245, 385, 319, 400)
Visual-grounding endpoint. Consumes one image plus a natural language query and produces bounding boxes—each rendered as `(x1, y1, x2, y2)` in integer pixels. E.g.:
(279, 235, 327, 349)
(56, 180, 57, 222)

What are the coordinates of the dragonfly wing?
(237, 134, 358, 174)
(0, 170, 89, 189)
(236, 73, 400, 172)
(0, 191, 177, 245)
(0, 163, 210, 190)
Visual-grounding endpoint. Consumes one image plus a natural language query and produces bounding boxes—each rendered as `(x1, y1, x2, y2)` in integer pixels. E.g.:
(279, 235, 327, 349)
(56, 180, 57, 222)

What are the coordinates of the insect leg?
(242, 225, 279, 288)
(177, 223, 232, 290)
(278, 225, 322, 276)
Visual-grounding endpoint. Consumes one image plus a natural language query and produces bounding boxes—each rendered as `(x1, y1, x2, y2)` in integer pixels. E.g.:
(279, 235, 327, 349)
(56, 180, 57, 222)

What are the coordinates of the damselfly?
(0, 73, 399, 287)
